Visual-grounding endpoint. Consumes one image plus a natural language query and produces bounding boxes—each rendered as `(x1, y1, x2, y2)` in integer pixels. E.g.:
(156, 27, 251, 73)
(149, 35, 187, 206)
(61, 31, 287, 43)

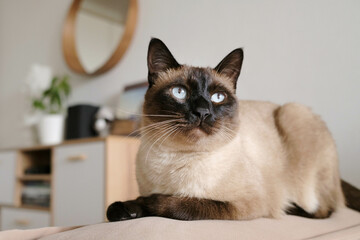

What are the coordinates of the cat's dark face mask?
(142, 38, 243, 148)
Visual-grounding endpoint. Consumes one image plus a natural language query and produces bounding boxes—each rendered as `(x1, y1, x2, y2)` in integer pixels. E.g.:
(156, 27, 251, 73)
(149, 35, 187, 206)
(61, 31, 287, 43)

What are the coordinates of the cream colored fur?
(136, 100, 345, 219)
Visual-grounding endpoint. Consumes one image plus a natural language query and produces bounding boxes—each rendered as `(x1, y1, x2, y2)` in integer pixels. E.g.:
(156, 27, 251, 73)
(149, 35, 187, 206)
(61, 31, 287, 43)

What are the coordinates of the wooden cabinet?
(0, 136, 140, 230)
(0, 151, 17, 205)
(1, 207, 50, 230)
(54, 141, 105, 226)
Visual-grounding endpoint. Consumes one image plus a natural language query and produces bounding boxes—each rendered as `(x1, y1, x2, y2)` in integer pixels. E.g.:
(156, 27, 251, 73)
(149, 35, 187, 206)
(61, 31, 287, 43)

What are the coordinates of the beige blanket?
(1, 208, 359, 240)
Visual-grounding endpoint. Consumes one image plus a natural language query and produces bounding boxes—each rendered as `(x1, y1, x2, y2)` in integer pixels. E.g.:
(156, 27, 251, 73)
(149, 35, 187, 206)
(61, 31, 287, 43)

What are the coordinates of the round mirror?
(63, 0, 137, 75)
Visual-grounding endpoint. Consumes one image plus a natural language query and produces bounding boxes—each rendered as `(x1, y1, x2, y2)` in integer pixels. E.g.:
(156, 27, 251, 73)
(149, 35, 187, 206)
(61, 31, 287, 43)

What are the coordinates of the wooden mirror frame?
(62, 0, 138, 76)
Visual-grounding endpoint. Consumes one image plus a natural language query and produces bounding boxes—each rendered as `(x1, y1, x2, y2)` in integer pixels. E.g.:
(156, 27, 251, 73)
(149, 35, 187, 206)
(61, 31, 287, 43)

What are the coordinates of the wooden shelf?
(0, 136, 140, 229)
(18, 174, 51, 181)
(19, 204, 50, 212)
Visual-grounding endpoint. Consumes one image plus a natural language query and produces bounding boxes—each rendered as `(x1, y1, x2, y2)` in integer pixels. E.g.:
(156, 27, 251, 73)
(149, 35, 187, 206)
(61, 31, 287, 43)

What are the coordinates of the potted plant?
(32, 75, 71, 145)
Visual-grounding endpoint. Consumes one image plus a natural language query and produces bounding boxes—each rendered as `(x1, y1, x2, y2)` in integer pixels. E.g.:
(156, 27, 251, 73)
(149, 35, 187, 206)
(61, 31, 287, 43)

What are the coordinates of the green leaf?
(43, 89, 51, 97)
(59, 76, 71, 97)
(50, 77, 58, 88)
(34, 75, 70, 113)
(50, 91, 62, 113)
(32, 99, 45, 110)
(54, 92, 62, 109)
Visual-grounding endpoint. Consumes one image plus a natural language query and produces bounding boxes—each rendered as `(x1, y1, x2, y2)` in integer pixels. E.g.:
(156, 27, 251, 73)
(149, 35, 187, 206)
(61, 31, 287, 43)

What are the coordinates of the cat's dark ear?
(214, 48, 244, 89)
(147, 38, 180, 86)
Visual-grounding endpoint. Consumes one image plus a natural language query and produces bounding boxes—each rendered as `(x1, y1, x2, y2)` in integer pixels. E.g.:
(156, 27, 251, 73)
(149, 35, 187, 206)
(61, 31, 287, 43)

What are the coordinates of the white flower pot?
(37, 114, 64, 145)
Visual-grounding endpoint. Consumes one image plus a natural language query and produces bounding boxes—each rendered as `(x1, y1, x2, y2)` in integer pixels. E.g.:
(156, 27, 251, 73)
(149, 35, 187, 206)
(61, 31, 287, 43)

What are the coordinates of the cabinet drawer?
(53, 141, 105, 226)
(0, 207, 50, 230)
(0, 151, 17, 205)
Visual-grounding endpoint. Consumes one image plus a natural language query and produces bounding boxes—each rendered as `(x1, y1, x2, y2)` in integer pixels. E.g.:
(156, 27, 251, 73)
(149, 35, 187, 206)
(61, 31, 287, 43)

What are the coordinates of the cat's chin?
(181, 122, 214, 137)
(162, 126, 233, 152)
(187, 127, 209, 138)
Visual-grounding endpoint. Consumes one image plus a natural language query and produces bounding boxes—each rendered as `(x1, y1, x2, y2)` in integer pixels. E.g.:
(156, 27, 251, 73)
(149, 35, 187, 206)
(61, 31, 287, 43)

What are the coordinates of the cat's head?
(142, 38, 243, 151)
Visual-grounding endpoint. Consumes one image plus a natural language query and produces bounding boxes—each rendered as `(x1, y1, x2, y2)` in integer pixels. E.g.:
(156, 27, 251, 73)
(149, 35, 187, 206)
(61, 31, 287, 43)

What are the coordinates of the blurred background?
(0, 0, 359, 229)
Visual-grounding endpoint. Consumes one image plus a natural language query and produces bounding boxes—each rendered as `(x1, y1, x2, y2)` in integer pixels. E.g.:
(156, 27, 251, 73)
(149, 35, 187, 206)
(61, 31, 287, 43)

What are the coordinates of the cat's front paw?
(106, 200, 144, 222)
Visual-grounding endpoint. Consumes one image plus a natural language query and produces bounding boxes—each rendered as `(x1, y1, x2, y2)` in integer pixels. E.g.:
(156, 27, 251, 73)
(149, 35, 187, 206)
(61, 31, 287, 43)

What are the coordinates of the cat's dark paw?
(106, 200, 145, 222)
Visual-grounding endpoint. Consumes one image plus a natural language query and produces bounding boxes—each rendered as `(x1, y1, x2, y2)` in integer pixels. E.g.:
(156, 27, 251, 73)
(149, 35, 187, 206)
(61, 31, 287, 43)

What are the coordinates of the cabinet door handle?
(67, 154, 87, 161)
(14, 219, 30, 226)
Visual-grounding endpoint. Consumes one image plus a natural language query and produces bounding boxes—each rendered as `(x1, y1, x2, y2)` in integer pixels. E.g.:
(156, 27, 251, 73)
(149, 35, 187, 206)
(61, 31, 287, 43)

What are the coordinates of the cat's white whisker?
(144, 125, 178, 163)
(158, 126, 179, 150)
(138, 119, 178, 132)
(221, 132, 233, 143)
(222, 125, 238, 135)
(126, 119, 180, 138)
(140, 119, 186, 134)
(117, 109, 181, 118)
(142, 124, 177, 151)
(140, 124, 174, 147)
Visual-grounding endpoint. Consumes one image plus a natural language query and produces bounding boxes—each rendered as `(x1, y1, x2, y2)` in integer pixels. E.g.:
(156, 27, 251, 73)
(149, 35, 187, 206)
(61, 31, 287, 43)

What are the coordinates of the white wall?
(0, 0, 359, 187)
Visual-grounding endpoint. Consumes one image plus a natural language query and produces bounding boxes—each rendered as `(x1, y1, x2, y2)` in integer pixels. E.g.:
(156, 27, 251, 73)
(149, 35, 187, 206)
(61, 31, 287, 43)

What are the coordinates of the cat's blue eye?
(211, 93, 225, 103)
(172, 87, 187, 100)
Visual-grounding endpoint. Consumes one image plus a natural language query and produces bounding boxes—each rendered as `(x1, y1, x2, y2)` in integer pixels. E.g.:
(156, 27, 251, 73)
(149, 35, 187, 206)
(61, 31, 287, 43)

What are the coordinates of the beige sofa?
(1, 208, 359, 240)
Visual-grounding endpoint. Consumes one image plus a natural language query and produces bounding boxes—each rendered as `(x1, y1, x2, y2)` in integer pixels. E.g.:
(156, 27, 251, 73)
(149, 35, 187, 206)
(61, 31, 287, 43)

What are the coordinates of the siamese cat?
(107, 38, 348, 221)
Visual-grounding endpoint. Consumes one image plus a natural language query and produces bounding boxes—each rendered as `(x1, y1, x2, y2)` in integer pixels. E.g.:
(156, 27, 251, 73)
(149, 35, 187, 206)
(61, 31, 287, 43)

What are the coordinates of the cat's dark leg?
(341, 180, 360, 212)
(106, 194, 237, 221)
(285, 202, 333, 219)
